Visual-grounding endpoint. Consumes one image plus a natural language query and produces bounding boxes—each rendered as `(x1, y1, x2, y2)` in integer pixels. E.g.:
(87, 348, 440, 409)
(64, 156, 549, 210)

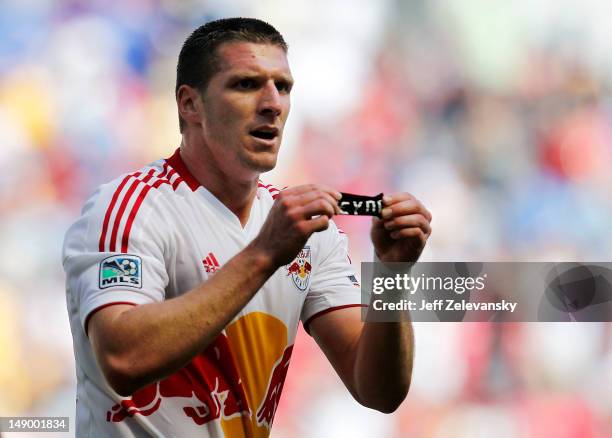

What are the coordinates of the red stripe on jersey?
(121, 170, 172, 253)
(104, 160, 188, 253)
(163, 168, 185, 191)
(120, 185, 153, 253)
(303, 304, 368, 335)
(153, 178, 171, 189)
(165, 148, 201, 191)
(208, 252, 219, 266)
(99, 172, 142, 252)
(159, 162, 169, 179)
(258, 181, 283, 200)
(172, 176, 184, 191)
(109, 170, 155, 252)
(142, 169, 156, 183)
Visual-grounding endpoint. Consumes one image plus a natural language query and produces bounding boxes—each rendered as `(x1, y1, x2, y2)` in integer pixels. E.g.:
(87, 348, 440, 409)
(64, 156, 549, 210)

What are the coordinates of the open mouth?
(249, 127, 279, 141)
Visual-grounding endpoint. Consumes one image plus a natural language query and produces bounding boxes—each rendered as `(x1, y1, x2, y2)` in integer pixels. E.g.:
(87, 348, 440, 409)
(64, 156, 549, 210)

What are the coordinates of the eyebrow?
(227, 71, 294, 85)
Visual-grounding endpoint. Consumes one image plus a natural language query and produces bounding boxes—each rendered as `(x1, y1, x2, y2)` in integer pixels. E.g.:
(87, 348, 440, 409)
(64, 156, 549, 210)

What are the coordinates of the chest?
(161, 194, 317, 324)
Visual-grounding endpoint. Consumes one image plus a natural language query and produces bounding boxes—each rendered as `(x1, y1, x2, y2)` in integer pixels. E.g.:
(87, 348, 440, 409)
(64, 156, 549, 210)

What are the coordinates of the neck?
(179, 138, 258, 227)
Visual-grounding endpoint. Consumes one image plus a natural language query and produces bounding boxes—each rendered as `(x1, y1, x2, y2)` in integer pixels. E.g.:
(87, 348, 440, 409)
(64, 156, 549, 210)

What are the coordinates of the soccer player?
(63, 18, 432, 437)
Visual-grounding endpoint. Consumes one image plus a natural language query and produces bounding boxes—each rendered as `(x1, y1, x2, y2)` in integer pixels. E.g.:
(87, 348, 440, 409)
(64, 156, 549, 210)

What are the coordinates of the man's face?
(197, 41, 293, 178)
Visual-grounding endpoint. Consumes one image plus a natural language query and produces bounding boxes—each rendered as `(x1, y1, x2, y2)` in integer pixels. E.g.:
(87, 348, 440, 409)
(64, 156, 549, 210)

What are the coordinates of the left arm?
(310, 193, 431, 413)
(310, 307, 414, 413)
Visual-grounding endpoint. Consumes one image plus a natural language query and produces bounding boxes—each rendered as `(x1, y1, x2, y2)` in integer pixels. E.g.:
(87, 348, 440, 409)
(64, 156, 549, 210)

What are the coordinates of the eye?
(236, 78, 256, 90)
(275, 81, 292, 93)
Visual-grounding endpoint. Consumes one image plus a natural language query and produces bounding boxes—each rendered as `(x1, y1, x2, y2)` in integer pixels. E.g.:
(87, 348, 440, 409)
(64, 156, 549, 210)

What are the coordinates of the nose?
(258, 81, 283, 117)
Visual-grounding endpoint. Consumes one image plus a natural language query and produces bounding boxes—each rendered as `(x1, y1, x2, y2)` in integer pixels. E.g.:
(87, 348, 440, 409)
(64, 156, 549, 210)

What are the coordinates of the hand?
(251, 184, 342, 267)
(371, 193, 432, 263)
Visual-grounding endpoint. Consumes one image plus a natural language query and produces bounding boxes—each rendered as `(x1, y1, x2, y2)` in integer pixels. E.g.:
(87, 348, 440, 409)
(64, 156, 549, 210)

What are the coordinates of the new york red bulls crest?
(286, 246, 312, 291)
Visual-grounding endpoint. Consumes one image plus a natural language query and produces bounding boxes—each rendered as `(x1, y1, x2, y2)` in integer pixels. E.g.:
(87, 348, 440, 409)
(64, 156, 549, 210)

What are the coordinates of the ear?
(176, 85, 203, 128)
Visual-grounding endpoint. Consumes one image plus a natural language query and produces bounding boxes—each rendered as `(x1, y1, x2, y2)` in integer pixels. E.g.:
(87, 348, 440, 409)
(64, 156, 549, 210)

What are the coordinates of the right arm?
(88, 185, 341, 396)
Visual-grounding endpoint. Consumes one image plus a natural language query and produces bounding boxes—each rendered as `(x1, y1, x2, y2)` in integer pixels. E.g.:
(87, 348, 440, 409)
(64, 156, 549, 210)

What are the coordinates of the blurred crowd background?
(1, 0, 611, 436)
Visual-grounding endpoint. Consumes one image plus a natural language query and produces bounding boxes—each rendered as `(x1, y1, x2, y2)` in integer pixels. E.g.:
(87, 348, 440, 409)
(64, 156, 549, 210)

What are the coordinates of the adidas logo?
(202, 252, 220, 273)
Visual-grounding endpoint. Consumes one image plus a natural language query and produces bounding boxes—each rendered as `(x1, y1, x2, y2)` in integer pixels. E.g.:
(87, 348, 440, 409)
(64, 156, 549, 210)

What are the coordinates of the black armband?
(338, 192, 383, 218)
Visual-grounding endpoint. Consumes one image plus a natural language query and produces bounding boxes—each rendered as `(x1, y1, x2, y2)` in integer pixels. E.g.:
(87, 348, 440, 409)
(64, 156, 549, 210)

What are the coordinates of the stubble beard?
(238, 148, 278, 174)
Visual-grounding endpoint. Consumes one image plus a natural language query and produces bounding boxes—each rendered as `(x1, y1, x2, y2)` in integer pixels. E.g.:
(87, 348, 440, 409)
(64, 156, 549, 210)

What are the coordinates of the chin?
(241, 152, 278, 174)
(251, 160, 277, 174)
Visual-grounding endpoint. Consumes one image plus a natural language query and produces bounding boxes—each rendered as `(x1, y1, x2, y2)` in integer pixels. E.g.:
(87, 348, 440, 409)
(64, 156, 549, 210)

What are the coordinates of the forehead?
(214, 41, 291, 77)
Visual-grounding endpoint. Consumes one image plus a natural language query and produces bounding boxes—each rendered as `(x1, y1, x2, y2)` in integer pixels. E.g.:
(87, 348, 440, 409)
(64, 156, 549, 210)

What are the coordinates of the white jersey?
(63, 149, 362, 438)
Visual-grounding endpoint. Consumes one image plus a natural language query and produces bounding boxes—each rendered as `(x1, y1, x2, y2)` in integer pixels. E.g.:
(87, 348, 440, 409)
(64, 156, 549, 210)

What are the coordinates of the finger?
(318, 192, 342, 216)
(285, 190, 341, 216)
(383, 193, 413, 207)
(383, 201, 432, 223)
(321, 186, 342, 202)
(381, 200, 422, 220)
(284, 184, 341, 201)
(383, 214, 431, 234)
(282, 184, 318, 197)
(298, 198, 336, 219)
(389, 227, 429, 242)
(418, 202, 433, 222)
(323, 191, 342, 215)
(383, 194, 432, 222)
(302, 214, 331, 234)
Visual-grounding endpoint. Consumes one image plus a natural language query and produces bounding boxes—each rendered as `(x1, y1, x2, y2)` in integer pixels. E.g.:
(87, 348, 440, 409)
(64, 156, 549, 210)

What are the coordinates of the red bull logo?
(106, 312, 294, 438)
(256, 345, 293, 428)
(107, 334, 250, 425)
(286, 246, 312, 291)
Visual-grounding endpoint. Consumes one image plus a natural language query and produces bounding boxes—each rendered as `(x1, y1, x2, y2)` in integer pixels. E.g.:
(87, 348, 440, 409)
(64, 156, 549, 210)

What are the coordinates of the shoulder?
(87, 159, 173, 212)
(63, 159, 179, 258)
(316, 218, 349, 249)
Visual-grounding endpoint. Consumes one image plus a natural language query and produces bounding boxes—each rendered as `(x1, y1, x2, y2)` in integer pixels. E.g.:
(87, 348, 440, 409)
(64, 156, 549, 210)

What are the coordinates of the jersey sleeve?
(300, 221, 364, 334)
(62, 177, 169, 335)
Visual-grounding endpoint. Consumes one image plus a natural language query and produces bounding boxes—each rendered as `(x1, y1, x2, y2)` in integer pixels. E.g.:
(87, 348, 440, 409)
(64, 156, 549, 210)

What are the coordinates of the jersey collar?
(165, 148, 201, 191)
(165, 147, 260, 232)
